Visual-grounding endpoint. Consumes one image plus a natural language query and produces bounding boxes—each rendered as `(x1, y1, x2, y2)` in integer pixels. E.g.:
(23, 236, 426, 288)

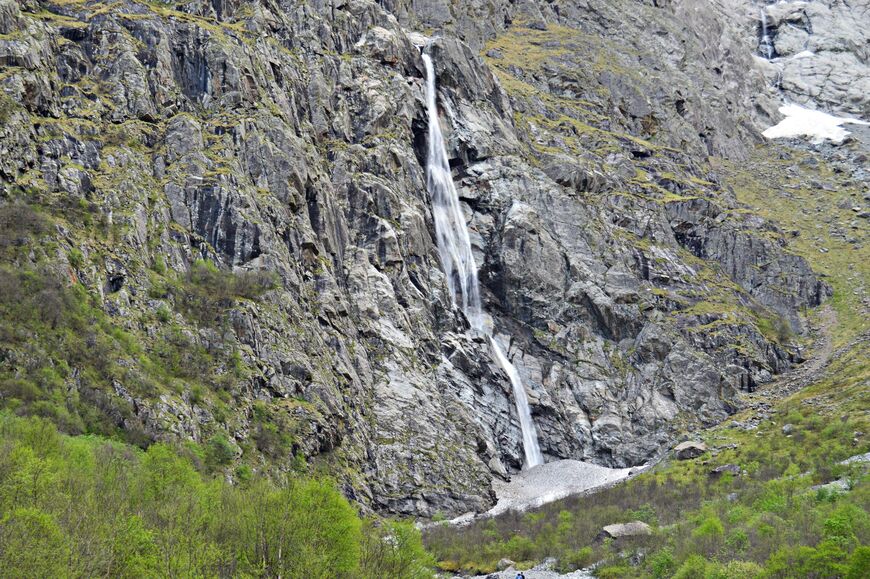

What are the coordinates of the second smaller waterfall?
(759, 8, 775, 59)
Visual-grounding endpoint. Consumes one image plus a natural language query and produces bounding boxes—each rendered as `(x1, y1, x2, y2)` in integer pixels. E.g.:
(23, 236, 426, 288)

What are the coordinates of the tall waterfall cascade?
(422, 53, 544, 469)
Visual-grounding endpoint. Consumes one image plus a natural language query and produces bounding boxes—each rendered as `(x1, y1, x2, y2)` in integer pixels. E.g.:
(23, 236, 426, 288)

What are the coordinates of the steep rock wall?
(0, 0, 828, 516)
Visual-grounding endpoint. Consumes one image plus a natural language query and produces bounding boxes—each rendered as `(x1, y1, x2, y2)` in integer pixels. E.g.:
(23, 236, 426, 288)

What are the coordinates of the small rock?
(674, 441, 707, 460)
(710, 464, 740, 477)
(782, 423, 795, 435)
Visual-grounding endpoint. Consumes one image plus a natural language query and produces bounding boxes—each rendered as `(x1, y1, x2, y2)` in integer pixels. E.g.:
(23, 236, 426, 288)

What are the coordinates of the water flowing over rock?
(0, 0, 841, 517)
(423, 52, 543, 469)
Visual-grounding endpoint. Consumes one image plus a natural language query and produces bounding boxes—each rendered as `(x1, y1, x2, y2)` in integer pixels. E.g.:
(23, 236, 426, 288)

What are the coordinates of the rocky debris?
(841, 452, 870, 465)
(710, 464, 741, 477)
(811, 479, 850, 494)
(468, 557, 596, 579)
(674, 441, 708, 460)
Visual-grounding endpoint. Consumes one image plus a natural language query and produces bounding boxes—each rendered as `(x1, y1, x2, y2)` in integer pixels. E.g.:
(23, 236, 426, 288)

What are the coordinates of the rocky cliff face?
(0, 0, 834, 517)
(752, 0, 870, 117)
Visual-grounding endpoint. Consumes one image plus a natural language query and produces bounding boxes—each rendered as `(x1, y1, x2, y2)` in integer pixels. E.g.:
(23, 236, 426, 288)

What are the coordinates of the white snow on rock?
(763, 103, 869, 144)
(487, 459, 638, 517)
(791, 50, 815, 60)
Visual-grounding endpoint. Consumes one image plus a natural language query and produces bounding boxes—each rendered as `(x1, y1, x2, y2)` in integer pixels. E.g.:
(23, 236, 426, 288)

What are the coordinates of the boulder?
(599, 521, 652, 540)
(674, 441, 708, 460)
(496, 558, 515, 571)
(782, 423, 795, 435)
(710, 464, 740, 477)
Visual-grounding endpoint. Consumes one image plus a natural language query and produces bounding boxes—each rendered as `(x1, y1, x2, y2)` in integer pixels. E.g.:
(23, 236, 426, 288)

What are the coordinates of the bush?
(176, 260, 276, 326)
(711, 560, 763, 578)
(205, 435, 236, 469)
(360, 520, 435, 579)
(0, 203, 48, 249)
(846, 546, 870, 579)
(672, 554, 710, 579)
(559, 546, 594, 571)
(0, 507, 69, 578)
(649, 547, 676, 578)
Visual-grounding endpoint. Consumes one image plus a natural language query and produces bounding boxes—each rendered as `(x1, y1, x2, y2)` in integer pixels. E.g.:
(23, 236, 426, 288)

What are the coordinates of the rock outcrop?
(0, 0, 831, 517)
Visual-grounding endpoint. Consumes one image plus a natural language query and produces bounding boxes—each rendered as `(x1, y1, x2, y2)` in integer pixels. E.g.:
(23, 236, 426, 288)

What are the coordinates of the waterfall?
(422, 52, 544, 469)
(759, 8, 774, 59)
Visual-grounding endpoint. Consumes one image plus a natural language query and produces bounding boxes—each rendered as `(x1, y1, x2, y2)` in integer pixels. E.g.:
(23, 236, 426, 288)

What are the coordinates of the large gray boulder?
(674, 441, 708, 460)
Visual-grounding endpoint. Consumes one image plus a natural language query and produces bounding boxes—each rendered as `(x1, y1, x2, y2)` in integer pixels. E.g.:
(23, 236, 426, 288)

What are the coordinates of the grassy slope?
(422, 22, 869, 579)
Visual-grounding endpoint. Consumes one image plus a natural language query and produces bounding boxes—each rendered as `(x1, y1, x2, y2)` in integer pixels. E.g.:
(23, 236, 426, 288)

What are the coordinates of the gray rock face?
(758, 0, 870, 117)
(0, 0, 829, 516)
(710, 464, 740, 477)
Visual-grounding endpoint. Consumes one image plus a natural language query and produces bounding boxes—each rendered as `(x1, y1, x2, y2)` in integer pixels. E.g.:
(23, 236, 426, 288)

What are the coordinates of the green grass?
(715, 152, 869, 348)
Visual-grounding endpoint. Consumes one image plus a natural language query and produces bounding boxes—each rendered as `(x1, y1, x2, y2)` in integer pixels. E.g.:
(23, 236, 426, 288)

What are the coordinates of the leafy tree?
(0, 507, 69, 578)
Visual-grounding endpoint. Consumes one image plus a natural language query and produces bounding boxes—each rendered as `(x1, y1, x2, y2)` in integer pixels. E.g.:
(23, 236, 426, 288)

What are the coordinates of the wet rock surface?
(0, 0, 841, 517)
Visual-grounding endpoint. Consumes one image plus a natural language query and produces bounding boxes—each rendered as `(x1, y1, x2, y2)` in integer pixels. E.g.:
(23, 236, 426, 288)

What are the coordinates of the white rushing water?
(759, 8, 774, 59)
(422, 52, 544, 469)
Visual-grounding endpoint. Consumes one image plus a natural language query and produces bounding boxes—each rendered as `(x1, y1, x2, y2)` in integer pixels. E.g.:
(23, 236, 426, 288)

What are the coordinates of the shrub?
(156, 304, 172, 323)
(712, 560, 763, 578)
(0, 203, 48, 249)
(68, 248, 85, 269)
(176, 260, 276, 325)
(205, 435, 236, 469)
(846, 546, 870, 579)
(359, 520, 435, 579)
(559, 545, 594, 571)
(0, 507, 69, 578)
(673, 554, 710, 579)
(648, 547, 676, 578)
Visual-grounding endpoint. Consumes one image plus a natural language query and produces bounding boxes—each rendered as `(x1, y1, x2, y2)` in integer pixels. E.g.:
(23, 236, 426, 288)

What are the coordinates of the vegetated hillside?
(423, 139, 870, 576)
(0, 411, 435, 577)
(0, 0, 831, 519)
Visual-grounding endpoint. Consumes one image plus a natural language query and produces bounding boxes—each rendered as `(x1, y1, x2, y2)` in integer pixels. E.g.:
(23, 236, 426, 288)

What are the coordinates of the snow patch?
(791, 50, 815, 59)
(763, 104, 870, 144)
(487, 459, 639, 517)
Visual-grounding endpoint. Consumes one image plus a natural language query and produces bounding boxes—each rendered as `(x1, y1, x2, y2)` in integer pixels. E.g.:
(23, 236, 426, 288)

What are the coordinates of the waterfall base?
(437, 459, 647, 527)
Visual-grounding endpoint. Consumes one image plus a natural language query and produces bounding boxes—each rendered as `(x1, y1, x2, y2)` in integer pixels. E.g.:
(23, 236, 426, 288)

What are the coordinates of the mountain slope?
(0, 0, 837, 520)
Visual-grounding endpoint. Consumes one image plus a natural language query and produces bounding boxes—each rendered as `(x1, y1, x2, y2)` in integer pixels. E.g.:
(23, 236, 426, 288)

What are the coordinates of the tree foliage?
(0, 413, 432, 578)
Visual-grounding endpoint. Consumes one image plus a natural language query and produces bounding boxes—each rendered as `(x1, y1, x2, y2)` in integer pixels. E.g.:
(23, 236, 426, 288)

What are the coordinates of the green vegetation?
(425, 372, 869, 575)
(716, 152, 868, 348)
(0, 412, 433, 578)
(0, 200, 287, 457)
